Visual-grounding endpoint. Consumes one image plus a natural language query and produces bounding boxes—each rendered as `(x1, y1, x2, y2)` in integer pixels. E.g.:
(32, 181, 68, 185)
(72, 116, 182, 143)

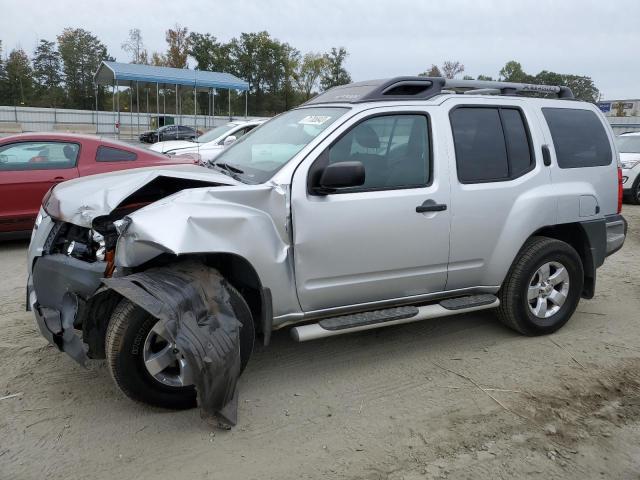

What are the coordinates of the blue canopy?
(95, 61, 249, 91)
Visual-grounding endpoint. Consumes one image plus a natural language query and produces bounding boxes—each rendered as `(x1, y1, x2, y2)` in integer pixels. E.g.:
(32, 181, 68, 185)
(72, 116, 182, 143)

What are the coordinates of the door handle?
(416, 199, 447, 213)
(542, 145, 552, 166)
(52, 176, 65, 182)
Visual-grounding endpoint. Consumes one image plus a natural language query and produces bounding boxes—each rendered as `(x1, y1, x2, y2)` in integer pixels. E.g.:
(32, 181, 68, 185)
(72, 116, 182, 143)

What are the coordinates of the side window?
(96, 146, 137, 162)
(542, 108, 612, 168)
(450, 106, 533, 183)
(321, 114, 430, 191)
(0, 141, 79, 171)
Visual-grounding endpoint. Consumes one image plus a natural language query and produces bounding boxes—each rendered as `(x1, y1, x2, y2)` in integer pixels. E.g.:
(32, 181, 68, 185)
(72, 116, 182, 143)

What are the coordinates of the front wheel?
(497, 236, 583, 335)
(105, 282, 254, 410)
(626, 175, 640, 205)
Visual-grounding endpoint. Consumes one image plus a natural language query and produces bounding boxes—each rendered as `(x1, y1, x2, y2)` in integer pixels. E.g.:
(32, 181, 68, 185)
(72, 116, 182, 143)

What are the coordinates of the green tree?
(57, 27, 111, 109)
(4, 48, 34, 106)
(477, 74, 494, 81)
(32, 39, 63, 106)
(534, 70, 598, 102)
(297, 53, 327, 100)
(420, 64, 442, 77)
(188, 32, 232, 72)
(499, 60, 531, 83)
(0, 41, 7, 104)
(320, 47, 351, 90)
(165, 24, 190, 68)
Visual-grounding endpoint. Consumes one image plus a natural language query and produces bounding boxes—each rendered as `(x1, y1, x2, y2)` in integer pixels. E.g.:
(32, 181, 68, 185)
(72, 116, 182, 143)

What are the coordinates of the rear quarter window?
(96, 146, 137, 162)
(542, 108, 612, 168)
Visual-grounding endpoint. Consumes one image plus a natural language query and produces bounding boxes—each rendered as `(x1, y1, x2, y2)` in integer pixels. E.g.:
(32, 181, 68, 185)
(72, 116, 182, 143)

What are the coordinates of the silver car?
(26, 77, 627, 421)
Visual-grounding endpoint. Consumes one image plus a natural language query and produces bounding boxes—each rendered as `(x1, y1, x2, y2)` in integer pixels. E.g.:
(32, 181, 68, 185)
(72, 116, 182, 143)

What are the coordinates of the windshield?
(212, 107, 348, 183)
(616, 135, 640, 153)
(196, 123, 238, 144)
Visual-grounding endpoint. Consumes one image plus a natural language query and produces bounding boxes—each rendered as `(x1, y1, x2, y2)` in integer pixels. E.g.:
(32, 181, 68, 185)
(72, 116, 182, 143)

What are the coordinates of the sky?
(1, 0, 638, 99)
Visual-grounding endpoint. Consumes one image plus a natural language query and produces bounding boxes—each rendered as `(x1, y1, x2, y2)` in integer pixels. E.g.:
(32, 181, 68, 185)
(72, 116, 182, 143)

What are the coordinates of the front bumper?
(29, 253, 107, 365)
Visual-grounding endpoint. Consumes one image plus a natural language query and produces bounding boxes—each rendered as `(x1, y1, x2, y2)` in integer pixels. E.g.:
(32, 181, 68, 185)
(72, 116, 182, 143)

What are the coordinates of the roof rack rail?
(304, 76, 574, 104)
(444, 79, 574, 99)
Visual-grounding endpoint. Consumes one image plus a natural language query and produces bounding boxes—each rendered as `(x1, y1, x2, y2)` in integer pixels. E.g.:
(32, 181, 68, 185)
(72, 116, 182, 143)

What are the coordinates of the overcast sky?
(2, 0, 638, 99)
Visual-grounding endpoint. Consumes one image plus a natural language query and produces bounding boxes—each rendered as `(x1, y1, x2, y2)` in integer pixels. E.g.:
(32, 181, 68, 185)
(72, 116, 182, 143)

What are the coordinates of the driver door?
(291, 108, 451, 312)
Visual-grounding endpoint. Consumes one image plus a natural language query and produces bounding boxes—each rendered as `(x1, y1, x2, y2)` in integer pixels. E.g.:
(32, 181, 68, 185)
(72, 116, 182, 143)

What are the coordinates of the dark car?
(0, 133, 197, 238)
(138, 125, 199, 144)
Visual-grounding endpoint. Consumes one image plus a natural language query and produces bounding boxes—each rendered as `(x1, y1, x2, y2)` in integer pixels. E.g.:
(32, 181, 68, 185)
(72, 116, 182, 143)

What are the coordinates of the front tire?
(626, 175, 640, 205)
(497, 236, 583, 335)
(105, 282, 254, 410)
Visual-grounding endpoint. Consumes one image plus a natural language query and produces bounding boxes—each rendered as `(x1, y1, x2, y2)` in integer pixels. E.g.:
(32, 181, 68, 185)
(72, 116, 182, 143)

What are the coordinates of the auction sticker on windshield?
(299, 115, 332, 125)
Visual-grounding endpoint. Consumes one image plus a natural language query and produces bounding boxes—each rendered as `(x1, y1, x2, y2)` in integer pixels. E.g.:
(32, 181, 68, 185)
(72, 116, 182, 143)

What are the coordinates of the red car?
(0, 133, 195, 238)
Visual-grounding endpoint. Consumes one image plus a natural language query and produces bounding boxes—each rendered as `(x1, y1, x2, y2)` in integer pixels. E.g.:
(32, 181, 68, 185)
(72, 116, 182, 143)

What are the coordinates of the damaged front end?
(26, 164, 290, 426)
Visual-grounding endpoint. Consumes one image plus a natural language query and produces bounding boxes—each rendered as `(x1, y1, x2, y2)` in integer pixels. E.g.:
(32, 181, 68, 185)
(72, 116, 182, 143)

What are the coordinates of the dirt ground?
(1, 207, 639, 480)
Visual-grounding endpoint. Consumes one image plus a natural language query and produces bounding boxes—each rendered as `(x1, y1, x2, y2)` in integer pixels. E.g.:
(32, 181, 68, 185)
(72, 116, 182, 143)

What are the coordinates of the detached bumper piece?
(104, 261, 242, 428)
(31, 254, 107, 365)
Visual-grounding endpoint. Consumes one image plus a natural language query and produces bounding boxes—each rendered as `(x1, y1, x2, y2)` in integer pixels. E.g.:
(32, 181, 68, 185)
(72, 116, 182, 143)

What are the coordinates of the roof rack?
(305, 76, 574, 105)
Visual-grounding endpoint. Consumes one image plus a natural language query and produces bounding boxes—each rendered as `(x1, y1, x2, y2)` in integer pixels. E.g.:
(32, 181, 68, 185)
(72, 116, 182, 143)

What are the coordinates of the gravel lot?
(1, 206, 639, 480)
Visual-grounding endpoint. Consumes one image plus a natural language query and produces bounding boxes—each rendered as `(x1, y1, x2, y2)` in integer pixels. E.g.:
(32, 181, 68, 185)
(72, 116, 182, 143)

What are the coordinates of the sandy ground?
(1, 207, 639, 480)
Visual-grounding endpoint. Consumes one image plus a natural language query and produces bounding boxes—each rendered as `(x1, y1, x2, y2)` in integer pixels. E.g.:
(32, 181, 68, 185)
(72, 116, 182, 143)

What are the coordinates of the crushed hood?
(46, 164, 240, 227)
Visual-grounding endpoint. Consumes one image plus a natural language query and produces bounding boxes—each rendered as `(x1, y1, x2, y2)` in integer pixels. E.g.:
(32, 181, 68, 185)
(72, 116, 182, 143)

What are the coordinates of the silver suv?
(26, 77, 627, 418)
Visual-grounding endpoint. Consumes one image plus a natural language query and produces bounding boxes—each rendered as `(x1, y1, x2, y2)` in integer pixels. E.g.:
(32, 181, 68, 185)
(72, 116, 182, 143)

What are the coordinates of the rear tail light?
(618, 167, 623, 214)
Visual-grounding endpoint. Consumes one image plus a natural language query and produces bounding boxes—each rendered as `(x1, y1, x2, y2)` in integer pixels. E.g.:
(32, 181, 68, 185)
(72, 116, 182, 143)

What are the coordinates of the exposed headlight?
(621, 160, 640, 170)
(92, 230, 106, 261)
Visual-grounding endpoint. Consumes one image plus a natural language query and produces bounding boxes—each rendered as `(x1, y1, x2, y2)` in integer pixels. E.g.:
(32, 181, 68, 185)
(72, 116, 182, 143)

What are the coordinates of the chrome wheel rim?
(142, 321, 193, 388)
(527, 261, 570, 319)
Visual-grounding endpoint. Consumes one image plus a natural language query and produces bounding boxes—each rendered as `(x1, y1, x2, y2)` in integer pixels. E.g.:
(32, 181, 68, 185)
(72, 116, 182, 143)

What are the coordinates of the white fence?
(0, 105, 259, 138)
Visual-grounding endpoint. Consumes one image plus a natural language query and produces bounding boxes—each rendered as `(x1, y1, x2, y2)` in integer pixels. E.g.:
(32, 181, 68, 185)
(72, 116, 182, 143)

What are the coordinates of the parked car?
(150, 119, 266, 163)
(616, 132, 640, 204)
(0, 133, 195, 238)
(139, 125, 200, 143)
(27, 77, 626, 421)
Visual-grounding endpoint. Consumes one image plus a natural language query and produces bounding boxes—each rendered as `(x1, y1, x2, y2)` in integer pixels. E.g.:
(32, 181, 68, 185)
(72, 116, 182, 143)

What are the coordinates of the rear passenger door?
(444, 99, 554, 290)
(537, 106, 617, 218)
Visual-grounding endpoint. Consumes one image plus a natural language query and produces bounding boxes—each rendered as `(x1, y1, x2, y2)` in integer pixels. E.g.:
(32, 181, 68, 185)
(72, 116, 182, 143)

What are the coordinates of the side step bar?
(290, 294, 499, 342)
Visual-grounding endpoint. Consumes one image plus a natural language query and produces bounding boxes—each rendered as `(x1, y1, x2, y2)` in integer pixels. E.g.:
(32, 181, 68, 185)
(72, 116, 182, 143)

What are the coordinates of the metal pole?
(136, 81, 140, 136)
(245, 90, 248, 119)
(129, 86, 133, 138)
(156, 82, 160, 127)
(163, 87, 166, 116)
(212, 89, 215, 127)
(116, 80, 120, 138)
(146, 88, 149, 131)
(228, 89, 231, 120)
(175, 84, 179, 124)
(112, 81, 116, 136)
(94, 83, 98, 132)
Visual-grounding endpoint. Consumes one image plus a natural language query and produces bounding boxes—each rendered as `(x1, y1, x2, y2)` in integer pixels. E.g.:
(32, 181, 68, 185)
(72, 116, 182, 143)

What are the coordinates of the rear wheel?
(105, 282, 254, 410)
(497, 237, 583, 335)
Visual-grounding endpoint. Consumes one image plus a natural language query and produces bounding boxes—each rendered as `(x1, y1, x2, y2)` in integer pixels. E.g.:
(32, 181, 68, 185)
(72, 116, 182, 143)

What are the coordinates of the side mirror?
(313, 161, 365, 194)
(223, 135, 237, 146)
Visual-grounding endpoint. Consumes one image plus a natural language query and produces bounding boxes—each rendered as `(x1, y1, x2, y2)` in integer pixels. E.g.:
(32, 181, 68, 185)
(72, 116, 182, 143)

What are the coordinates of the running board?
(290, 294, 499, 342)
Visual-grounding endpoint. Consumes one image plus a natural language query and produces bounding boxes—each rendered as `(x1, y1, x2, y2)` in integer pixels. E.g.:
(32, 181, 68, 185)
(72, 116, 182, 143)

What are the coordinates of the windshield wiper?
(210, 161, 245, 181)
(214, 161, 244, 174)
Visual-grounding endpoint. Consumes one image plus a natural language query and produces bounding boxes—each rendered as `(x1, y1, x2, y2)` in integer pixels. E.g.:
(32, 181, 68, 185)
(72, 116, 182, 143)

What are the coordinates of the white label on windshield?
(298, 115, 331, 125)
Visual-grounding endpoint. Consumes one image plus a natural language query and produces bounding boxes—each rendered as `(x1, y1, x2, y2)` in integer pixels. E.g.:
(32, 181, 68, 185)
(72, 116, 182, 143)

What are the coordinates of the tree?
(57, 28, 111, 109)
(419, 64, 442, 77)
(477, 74, 494, 81)
(151, 52, 167, 66)
(0, 41, 7, 104)
(4, 49, 34, 106)
(188, 32, 232, 72)
(32, 40, 63, 106)
(122, 28, 147, 64)
(441, 60, 464, 79)
(462, 75, 474, 80)
(534, 70, 598, 102)
(320, 47, 351, 90)
(499, 60, 531, 83)
(165, 24, 190, 68)
(297, 53, 327, 100)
